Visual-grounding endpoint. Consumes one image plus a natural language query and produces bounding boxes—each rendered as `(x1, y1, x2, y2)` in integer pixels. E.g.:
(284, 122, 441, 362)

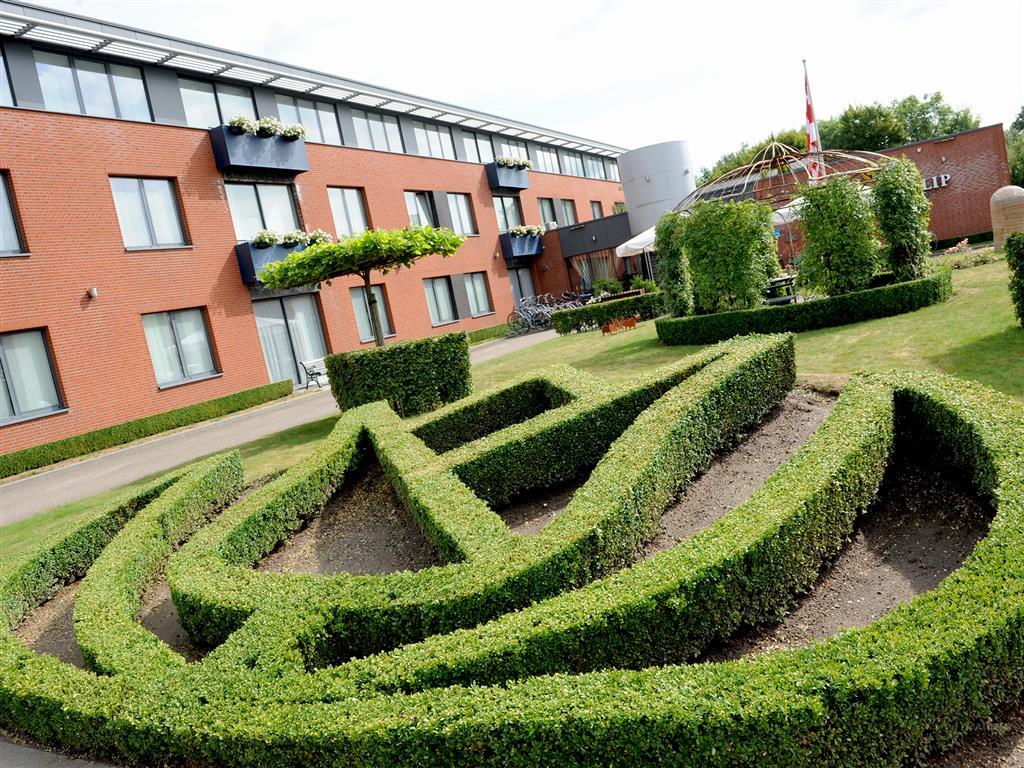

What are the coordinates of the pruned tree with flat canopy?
(258, 226, 464, 346)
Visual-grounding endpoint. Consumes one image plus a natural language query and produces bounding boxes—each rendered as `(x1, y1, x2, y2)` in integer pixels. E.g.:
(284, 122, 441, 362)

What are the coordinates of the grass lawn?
(474, 261, 1023, 400)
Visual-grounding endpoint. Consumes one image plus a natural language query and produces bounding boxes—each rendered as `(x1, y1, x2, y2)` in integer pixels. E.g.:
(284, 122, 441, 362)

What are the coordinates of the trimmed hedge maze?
(2, 332, 1022, 767)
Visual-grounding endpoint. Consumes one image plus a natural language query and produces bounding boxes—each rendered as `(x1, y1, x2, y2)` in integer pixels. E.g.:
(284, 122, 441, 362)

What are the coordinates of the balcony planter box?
(499, 233, 543, 268)
(236, 241, 304, 285)
(485, 162, 530, 191)
(209, 125, 309, 175)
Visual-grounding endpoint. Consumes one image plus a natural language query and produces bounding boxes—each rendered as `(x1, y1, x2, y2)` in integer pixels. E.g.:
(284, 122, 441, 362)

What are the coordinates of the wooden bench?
(765, 275, 798, 305)
(299, 358, 328, 390)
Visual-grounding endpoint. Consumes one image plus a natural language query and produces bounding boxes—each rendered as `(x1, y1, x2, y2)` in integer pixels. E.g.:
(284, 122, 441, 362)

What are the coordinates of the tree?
(819, 103, 908, 152)
(1009, 106, 1023, 133)
(797, 176, 877, 296)
(653, 211, 694, 317)
(891, 92, 979, 143)
(872, 157, 932, 281)
(1006, 232, 1024, 328)
(259, 226, 464, 346)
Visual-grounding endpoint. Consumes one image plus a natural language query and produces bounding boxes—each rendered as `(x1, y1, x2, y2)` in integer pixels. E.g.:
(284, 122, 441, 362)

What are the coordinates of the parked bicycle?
(506, 292, 589, 335)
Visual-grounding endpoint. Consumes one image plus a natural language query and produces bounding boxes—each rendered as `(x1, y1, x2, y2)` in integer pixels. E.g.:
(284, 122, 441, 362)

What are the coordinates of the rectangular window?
(405, 191, 438, 228)
(349, 285, 395, 343)
(327, 187, 368, 238)
(413, 121, 456, 160)
(608, 160, 620, 182)
(352, 109, 404, 152)
(34, 51, 151, 121)
(462, 130, 494, 163)
(275, 94, 341, 145)
(561, 151, 585, 177)
(590, 201, 603, 219)
(535, 146, 560, 174)
(0, 329, 63, 423)
(584, 155, 607, 180)
(142, 308, 217, 387)
(447, 193, 477, 235)
(493, 195, 522, 232)
(1, 174, 25, 255)
(225, 183, 299, 241)
(252, 295, 327, 386)
(561, 199, 577, 225)
(110, 178, 187, 249)
(495, 137, 528, 161)
(424, 276, 458, 325)
(0, 50, 13, 107)
(538, 197, 558, 230)
(180, 78, 257, 128)
(463, 272, 492, 317)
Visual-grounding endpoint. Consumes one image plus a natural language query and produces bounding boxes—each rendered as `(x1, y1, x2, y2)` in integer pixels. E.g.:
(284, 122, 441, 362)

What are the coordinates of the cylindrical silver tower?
(618, 140, 696, 235)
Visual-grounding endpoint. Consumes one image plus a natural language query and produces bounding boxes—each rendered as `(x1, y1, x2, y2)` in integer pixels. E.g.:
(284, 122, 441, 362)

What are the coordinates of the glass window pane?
(369, 114, 387, 150)
(318, 103, 342, 144)
(172, 309, 215, 378)
(463, 132, 480, 163)
(349, 286, 392, 342)
(296, 99, 322, 143)
(424, 277, 456, 325)
(143, 179, 185, 246)
(383, 115, 403, 152)
(252, 300, 297, 384)
(1, 177, 23, 254)
(1, 330, 60, 416)
(256, 185, 298, 232)
(110, 178, 151, 248)
(464, 272, 491, 316)
(591, 201, 603, 219)
(275, 94, 300, 125)
(562, 199, 577, 224)
(282, 295, 327, 382)
(217, 83, 255, 121)
(180, 78, 220, 128)
(352, 109, 372, 149)
(142, 313, 184, 385)
(328, 187, 367, 237)
(447, 193, 476, 235)
(74, 59, 116, 118)
(478, 135, 494, 163)
(0, 51, 13, 107)
(110, 64, 150, 121)
(608, 161, 620, 181)
(0, 359, 14, 420)
(225, 184, 263, 241)
(35, 51, 80, 113)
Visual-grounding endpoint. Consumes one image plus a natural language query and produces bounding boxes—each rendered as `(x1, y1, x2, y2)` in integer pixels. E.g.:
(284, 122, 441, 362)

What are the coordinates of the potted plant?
(251, 229, 280, 248)
(256, 116, 284, 138)
(305, 228, 333, 245)
(281, 123, 308, 142)
(508, 224, 544, 237)
(226, 115, 257, 135)
(280, 229, 310, 247)
(495, 156, 533, 170)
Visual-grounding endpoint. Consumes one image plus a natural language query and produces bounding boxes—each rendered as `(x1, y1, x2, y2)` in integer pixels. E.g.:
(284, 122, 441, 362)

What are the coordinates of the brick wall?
(0, 107, 623, 451)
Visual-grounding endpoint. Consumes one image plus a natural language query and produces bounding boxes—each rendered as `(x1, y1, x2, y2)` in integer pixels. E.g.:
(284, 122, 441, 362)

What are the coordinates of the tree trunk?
(363, 272, 386, 347)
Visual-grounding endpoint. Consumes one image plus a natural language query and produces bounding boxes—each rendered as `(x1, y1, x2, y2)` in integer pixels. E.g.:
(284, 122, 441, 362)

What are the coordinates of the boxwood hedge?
(656, 269, 952, 345)
(1, 345, 1021, 768)
(551, 291, 665, 334)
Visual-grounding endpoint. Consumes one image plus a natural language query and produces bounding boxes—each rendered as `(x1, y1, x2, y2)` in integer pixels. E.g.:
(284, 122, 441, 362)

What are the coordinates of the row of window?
(1, 269, 496, 424)
(0, 46, 619, 181)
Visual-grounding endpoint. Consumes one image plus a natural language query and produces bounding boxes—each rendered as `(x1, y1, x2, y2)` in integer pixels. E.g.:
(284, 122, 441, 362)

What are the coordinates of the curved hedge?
(551, 291, 665, 334)
(656, 269, 952, 345)
(1, 344, 1021, 768)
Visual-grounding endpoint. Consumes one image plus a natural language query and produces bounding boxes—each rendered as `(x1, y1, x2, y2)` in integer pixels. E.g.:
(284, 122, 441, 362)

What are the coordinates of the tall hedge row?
(1007, 231, 1024, 328)
(325, 331, 470, 416)
(656, 269, 952, 345)
(550, 291, 665, 334)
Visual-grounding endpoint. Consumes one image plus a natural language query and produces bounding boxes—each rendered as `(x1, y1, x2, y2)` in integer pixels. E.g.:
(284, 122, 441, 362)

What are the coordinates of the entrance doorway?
(508, 266, 535, 305)
(252, 294, 327, 386)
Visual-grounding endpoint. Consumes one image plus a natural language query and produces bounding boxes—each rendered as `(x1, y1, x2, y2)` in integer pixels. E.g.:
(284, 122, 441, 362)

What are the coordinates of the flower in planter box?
(226, 115, 258, 135)
(281, 123, 308, 141)
(495, 155, 532, 170)
(305, 229, 333, 245)
(280, 229, 310, 247)
(251, 229, 280, 248)
(256, 116, 284, 137)
(508, 224, 544, 238)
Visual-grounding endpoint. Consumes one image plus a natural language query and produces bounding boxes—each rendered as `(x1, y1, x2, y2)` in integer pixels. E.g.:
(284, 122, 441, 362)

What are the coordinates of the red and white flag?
(803, 60, 825, 183)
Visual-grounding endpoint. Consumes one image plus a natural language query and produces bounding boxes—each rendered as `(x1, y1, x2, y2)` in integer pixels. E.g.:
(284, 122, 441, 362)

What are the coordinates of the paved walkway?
(1, 330, 555, 526)
(0, 738, 108, 768)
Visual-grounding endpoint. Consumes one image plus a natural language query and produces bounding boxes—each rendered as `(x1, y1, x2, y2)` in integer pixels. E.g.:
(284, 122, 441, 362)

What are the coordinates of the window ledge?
(157, 372, 222, 390)
(358, 333, 398, 344)
(470, 311, 496, 319)
(126, 244, 194, 253)
(0, 252, 31, 258)
(430, 319, 461, 328)
(1, 407, 69, 428)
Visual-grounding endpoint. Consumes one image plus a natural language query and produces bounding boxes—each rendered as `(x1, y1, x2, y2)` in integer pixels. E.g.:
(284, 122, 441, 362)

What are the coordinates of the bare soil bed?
(12, 581, 85, 668)
(495, 480, 583, 535)
(137, 581, 205, 662)
(257, 462, 441, 575)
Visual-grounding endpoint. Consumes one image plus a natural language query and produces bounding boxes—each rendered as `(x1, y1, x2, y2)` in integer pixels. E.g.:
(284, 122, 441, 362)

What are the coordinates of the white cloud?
(26, 0, 1023, 169)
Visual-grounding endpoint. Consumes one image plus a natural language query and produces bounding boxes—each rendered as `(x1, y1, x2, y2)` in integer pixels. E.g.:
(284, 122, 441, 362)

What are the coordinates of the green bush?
(653, 211, 694, 316)
(591, 277, 623, 295)
(325, 332, 470, 416)
(0, 380, 292, 479)
(679, 199, 779, 314)
(656, 269, 952, 345)
(798, 175, 878, 295)
(550, 292, 666, 334)
(466, 323, 507, 345)
(873, 157, 932, 281)
(1006, 231, 1024, 327)
(629, 276, 658, 292)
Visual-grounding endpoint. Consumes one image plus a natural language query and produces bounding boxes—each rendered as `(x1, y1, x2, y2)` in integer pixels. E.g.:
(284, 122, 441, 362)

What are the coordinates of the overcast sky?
(27, 0, 1024, 170)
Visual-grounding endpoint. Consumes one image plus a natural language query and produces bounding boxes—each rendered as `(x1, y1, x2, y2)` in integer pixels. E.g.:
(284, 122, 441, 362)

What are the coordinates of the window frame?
(590, 201, 603, 220)
(327, 186, 369, 238)
(252, 294, 329, 385)
(225, 182, 301, 241)
(423, 276, 459, 326)
(583, 154, 607, 180)
(538, 197, 558, 230)
(561, 198, 578, 225)
(351, 109, 405, 153)
(495, 137, 528, 161)
(446, 192, 478, 236)
(493, 194, 523, 232)
(141, 307, 220, 389)
(462, 130, 494, 164)
(535, 146, 561, 174)
(0, 48, 14, 107)
(275, 93, 342, 145)
(349, 284, 396, 343)
(179, 77, 258, 128)
(561, 150, 585, 177)
(1, 172, 28, 256)
(404, 191, 439, 228)
(413, 120, 456, 160)
(110, 176, 189, 250)
(463, 271, 493, 318)
(0, 327, 66, 425)
(33, 48, 152, 122)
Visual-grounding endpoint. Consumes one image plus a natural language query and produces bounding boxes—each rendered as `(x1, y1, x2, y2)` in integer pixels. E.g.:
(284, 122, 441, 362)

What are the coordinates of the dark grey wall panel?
(398, 115, 418, 155)
(557, 213, 631, 258)
(335, 104, 357, 147)
(554, 199, 571, 228)
(143, 65, 186, 126)
(450, 273, 472, 320)
(451, 126, 469, 162)
(2, 39, 43, 109)
(431, 190, 454, 230)
(252, 87, 278, 121)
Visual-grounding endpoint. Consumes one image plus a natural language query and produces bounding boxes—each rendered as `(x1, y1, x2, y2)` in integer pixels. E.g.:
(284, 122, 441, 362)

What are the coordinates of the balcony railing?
(235, 241, 304, 284)
(209, 126, 309, 175)
(485, 162, 530, 191)
(499, 232, 543, 268)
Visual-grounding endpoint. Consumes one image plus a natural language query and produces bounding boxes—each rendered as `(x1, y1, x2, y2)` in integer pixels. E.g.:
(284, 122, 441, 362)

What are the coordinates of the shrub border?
(551, 291, 665, 335)
(655, 269, 952, 345)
